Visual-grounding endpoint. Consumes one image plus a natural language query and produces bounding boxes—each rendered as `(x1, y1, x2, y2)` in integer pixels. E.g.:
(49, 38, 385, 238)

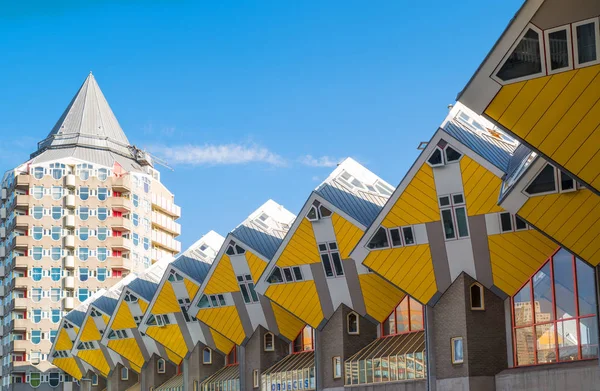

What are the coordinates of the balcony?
(14, 174, 29, 189)
(65, 194, 76, 209)
(1, 188, 6, 201)
(151, 194, 181, 218)
(0, 208, 6, 220)
(0, 227, 5, 239)
(0, 266, 5, 278)
(151, 212, 181, 236)
(12, 298, 27, 310)
(64, 214, 75, 228)
(10, 340, 27, 352)
(108, 257, 133, 271)
(63, 297, 75, 310)
(110, 197, 132, 213)
(0, 286, 4, 297)
(13, 256, 30, 269)
(64, 235, 75, 248)
(107, 236, 132, 251)
(12, 236, 30, 249)
(112, 176, 131, 193)
(64, 174, 76, 188)
(151, 231, 181, 253)
(11, 277, 28, 290)
(107, 216, 132, 232)
(0, 246, 5, 257)
(14, 195, 29, 208)
(10, 319, 27, 332)
(14, 215, 32, 229)
(64, 255, 75, 269)
(63, 276, 75, 290)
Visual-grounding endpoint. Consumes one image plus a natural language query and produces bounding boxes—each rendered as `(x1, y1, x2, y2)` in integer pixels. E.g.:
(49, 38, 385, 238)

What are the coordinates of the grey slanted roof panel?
(156, 374, 183, 390)
(31, 146, 142, 172)
(93, 296, 119, 315)
(173, 255, 212, 283)
(65, 309, 87, 327)
(231, 224, 283, 260)
(317, 182, 384, 227)
(127, 278, 160, 302)
(443, 120, 515, 173)
(506, 143, 533, 177)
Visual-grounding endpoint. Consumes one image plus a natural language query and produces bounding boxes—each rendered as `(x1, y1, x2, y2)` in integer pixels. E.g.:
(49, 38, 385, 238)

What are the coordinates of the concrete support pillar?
(79, 378, 93, 391)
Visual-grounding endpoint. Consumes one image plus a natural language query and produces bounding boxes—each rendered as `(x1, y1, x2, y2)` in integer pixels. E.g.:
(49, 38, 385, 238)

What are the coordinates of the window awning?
(201, 365, 240, 391)
(156, 374, 183, 391)
(345, 331, 426, 386)
(261, 351, 316, 391)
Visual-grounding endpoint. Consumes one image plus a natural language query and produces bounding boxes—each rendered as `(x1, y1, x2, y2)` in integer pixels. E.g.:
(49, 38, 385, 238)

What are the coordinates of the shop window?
(333, 356, 342, 379)
(157, 358, 166, 374)
(451, 337, 464, 364)
(264, 332, 274, 352)
(381, 296, 424, 336)
(512, 249, 598, 366)
(347, 312, 359, 335)
(496, 26, 544, 82)
(293, 326, 315, 353)
(470, 283, 485, 310)
(203, 347, 212, 364)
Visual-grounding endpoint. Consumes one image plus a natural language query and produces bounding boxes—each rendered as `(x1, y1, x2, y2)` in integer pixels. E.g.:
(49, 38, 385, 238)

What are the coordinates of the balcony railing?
(151, 212, 181, 235)
(151, 230, 181, 253)
(151, 194, 181, 218)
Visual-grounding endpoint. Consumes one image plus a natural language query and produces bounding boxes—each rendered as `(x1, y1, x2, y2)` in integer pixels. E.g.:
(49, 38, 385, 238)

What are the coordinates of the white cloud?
(150, 143, 286, 167)
(299, 155, 343, 168)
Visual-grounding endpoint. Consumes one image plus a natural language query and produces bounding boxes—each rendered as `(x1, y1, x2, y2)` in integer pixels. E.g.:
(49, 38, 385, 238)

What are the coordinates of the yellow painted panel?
(196, 306, 245, 345)
(151, 282, 180, 315)
(112, 302, 137, 331)
(130, 363, 142, 374)
(210, 328, 236, 354)
(568, 122, 600, 176)
(53, 357, 83, 380)
(498, 77, 550, 130)
(78, 349, 110, 377)
(165, 348, 183, 365)
(55, 329, 73, 351)
(488, 230, 557, 295)
(382, 164, 439, 228)
(107, 338, 144, 369)
(362, 244, 436, 304)
(80, 319, 101, 342)
(102, 314, 110, 325)
(331, 213, 364, 259)
(271, 302, 305, 342)
(138, 298, 149, 314)
(184, 278, 199, 300)
(460, 156, 504, 216)
(146, 324, 187, 359)
(485, 81, 526, 120)
(358, 273, 405, 323)
(247, 251, 268, 282)
(204, 254, 239, 295)
(265, 281, 323, 328)
(277, 218, 321, 267)
(519, 189, 600, 266)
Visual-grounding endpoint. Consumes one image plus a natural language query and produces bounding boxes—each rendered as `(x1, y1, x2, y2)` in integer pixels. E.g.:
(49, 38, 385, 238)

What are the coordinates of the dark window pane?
(240, 285, 251, 303)
(580, 317, 599, 359)
(536, 324, 557, 363)
(470, 284, 483, 309)
(514, 283, 532, 327)
(534, 263, 555, 322)
(577, 22, 597, 64)
(331, 252, 344, 276)
(318, 243, 328, 252)
(500, 213, 513, 232)
(452, 194, 464, 204)
(389, 228, 402, 247)
(428, 149, 443, 166)
(321, 254, 334, 277)
(283, 268, 294, 282)
(441, 209, 455, 239)
(319, 206, 332, 218)
(525, 164, 556, 195)
(515, 327, 535, 366)
(557, 319, 578, 361)
(439, 196, 450, 207)
(553, 250, 576, 319)
(293, 267, 303, 281)
(210, 296, 219, 307)
(445, 146, 462, 162)
(218, 295, 226, 306)
(307, 206, 318, 221)
(402, 227, 415, 245)
(382, 313, 393, 336)
(548, 29, 570, 70)
(267, 268, 283, 284)
(235, 245, 245, 254)
(226, 246, 235, 256)
(515, 216, 528, 230)
(560, 171, 575, 191)
(367, 227, 389, 249)
(455, 207, 469, 237)
(248, 283, 259, 302)
(576, 259, 597, 316)
(329, 242, 337, 250)
(497, 29, 542, 81)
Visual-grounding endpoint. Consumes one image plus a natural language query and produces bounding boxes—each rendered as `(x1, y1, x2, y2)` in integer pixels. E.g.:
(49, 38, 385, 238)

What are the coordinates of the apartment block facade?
(0, 73, 181, 390)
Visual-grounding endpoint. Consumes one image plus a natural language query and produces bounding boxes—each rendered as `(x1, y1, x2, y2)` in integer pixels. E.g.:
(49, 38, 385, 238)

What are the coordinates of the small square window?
(439, 196, 450, 207)
(451, 337, 464, 364)
(452, 194, 464, 204)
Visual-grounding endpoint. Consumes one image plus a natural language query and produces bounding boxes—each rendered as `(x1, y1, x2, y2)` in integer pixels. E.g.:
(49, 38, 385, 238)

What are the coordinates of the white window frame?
(544, 25, 573, 75)
(157, 358, 166, 374)
(264, 332, 275, 352)
(202, 347, 212, 364)
(498, 212, 529, 233)
(121, 367, 129, 381)
(492, 24, 547, 85)
(573, 17, 600, 69)
(347, 312, 360, 335)
(253, 369, 260, 388)
(318, 241, 344, 278)
(439, 193, 470, 241)
(237, 274, 259, 304)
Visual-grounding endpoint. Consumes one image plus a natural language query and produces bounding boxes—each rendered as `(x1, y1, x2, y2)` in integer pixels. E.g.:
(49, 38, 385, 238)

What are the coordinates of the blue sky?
(0, 0, 522, 248)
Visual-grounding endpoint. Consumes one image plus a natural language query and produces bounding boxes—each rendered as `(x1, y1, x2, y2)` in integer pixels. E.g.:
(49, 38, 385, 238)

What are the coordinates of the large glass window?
(237, 274, 259, 304)
(525, 164, 556, 195)
(78, 288, 89, 302)
(79, 247, 89, 261)
(293, 326, 315, 353)
(382, 296, 424, 336)
(97, 268, 107, 282)
(497, 27, 543, 82)
(78, 227, 89, 241)
(51, 186, 62, 200)
(51, 288, 61, 302)
(51, 226, 62, 241)
(32, 186, 44, 200)
(79, 207, 89, 221)
(32, 227, 43, 241)
(32, 167, 44, 179)
(51, 309, 61, 323)
(31, 289, 42, 303)
(512, 249, 598, 366)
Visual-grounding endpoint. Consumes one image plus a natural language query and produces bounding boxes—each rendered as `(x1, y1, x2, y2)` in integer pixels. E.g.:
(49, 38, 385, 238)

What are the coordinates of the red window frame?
(380, 296, 424, 337)
(511, 247, 597, 367)
(226, 347, 238, 366)
(292, 326, 315, 353)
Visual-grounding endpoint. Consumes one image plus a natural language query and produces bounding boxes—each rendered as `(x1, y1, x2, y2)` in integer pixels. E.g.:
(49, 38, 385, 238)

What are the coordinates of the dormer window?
(306, 202, 332, 222)
(124, 293, 138, 303)
(427, 144, 462, 168)
(367, 225, 416, 250)
(226, 241, 245, 256)
(168, 270, 184, 282)
(524, 164, 580, 196)
(266, 266, 303, 284)
(196, 294, 226, 309)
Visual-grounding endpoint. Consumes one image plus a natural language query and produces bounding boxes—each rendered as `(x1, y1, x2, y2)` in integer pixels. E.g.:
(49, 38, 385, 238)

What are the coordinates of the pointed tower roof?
(31, 73, 142, 169)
